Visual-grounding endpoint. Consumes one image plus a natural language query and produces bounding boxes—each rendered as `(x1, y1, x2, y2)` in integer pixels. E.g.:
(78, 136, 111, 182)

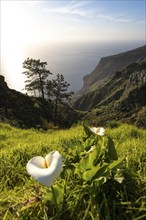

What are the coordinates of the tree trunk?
(54, 98, 58, 125)
(39, 73, 44, 99)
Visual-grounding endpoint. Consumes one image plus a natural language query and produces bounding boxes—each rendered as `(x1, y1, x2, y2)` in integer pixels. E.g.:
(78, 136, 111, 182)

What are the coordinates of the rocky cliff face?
(126, 70, 146, 89)
(74, 58, 146, 128)
(80, 45, 146, 93)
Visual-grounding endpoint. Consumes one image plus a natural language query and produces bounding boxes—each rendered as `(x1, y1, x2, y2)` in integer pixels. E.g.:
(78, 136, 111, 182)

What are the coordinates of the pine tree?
(23, 58, 52, 98)
(46, 74, 74, 124)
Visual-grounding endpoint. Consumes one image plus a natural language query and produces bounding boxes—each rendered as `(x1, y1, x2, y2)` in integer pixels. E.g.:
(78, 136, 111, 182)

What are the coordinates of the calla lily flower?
(90, 127, 105, 136)
(26, 151, 62, 187)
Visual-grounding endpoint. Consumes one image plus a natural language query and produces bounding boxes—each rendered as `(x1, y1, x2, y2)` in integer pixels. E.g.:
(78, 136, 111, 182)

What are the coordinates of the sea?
(2, 40, 145, 93)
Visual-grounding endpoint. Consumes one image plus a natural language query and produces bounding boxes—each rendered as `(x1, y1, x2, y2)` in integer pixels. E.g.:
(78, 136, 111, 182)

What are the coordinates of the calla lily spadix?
(26, 151, 62, 187)
(90, 127, 105, 136)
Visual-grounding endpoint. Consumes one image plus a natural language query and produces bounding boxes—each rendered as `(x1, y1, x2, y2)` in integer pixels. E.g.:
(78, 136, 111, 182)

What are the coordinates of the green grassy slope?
(74, 61, 146, 128)
(0, 123, 146, 220)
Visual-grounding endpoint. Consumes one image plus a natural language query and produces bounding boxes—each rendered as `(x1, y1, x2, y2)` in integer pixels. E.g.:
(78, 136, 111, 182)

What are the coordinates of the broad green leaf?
(46, 181, 65, 206)
(107, 157, 123, 171)
(53, 184, 64, 205)
(106, 137, 118, 160)
(83, 124, 93, 137)
(79, 147, 99, 171)
(83, 164, 109, 181)
(82, 158, 123, 182)
(93, 158, 123, 181)
(83, 138, 95, 150)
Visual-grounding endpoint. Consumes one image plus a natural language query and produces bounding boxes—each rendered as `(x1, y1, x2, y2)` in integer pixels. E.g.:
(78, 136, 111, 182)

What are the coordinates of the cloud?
(25, 1, 43, 7)
(97, 14, 133, 23)
(45, 7, 86, 17)
(43, 1, 91, 17)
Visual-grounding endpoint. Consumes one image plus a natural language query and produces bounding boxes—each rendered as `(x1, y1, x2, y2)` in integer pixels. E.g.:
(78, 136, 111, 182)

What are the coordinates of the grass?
(107, 124, 146, 174)
(0, 122, 146, 220)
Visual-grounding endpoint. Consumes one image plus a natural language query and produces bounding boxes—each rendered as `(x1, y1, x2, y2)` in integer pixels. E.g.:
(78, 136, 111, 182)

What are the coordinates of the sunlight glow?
(1, 0, 145, 92)
(1, 1, 47, 91)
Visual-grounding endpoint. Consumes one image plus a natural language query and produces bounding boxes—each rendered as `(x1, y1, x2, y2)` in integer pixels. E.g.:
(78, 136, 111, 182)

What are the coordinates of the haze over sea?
(1, 1, 145, 93)
(23, 40, 144, 92)
(1, 40, 145, 93)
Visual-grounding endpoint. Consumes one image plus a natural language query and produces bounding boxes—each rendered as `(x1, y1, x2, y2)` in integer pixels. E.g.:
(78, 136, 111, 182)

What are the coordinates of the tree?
(23, 58, 52, 98)
(45, 74, 74, 124)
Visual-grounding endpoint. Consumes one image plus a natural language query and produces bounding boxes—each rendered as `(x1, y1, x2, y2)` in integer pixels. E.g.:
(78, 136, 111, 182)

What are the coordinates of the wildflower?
(90, 127, 105, 136)
(26, 151, 62, 187)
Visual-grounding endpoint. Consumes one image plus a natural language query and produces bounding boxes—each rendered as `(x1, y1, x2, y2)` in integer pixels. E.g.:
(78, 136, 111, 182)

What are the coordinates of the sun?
(1, 1, 39, 91)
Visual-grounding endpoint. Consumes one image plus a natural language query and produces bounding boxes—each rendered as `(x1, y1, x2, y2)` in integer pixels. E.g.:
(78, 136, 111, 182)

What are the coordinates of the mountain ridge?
(74, 46, 146, 128)
(79, 45, 146, 94)
(1, 45, 146, 128)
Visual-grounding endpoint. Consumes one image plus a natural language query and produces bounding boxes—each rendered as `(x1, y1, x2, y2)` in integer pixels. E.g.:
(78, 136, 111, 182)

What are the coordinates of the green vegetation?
(74, 61, 146, 128)
(0, 57, 75, 128)
(1, 54, 146, 129)
(46, 74, 74, 125)
(0, 76, 77, 129)
(0, 123, 146, 219)
(23, 58, 52, 99)
(22, 58, 74, 126)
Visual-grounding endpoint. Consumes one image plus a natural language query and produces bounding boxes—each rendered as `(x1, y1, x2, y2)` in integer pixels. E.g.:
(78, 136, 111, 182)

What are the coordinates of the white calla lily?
(26, 151, 62, 187)
(90, 127, 105, 136)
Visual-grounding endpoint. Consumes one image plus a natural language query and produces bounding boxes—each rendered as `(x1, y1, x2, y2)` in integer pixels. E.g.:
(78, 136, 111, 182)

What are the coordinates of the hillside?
(79, 45, 146, 94)
(0, 75, 54, 128)
(74, 57, 146, 127)
(0, 123, 146, 219)
(1, 45, 146, 129)
(0, 75, 78, 128)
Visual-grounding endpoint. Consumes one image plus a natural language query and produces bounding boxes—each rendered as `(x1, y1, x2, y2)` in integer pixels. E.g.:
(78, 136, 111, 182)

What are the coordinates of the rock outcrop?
(126, 70, 146, 88)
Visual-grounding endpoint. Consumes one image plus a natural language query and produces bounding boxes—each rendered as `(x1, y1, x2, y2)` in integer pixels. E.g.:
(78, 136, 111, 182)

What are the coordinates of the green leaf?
(83, 158, 123, 182)
(83, 164, 109, 181)
(76, 142, 85, 154)
(107, 157, 123, 171)
(46, 181, 65, 206)
(79, 147, 99, 171)
(83, 124, 93, 137)
(106, 137, 118, 160)
(83, 138, 95, 150)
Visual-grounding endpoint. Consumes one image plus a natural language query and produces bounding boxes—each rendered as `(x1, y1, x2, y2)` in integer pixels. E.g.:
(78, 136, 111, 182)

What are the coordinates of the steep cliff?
(80, 45, 146, 93)
(74, 58, 146, 127)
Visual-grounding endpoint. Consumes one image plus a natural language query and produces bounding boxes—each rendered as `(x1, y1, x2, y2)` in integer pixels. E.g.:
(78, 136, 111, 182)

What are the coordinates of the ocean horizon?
(2, 40, 145, 93)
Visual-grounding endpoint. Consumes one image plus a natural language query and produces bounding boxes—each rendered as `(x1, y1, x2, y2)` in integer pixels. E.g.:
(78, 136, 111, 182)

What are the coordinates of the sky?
(1, 0, 146, 91)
